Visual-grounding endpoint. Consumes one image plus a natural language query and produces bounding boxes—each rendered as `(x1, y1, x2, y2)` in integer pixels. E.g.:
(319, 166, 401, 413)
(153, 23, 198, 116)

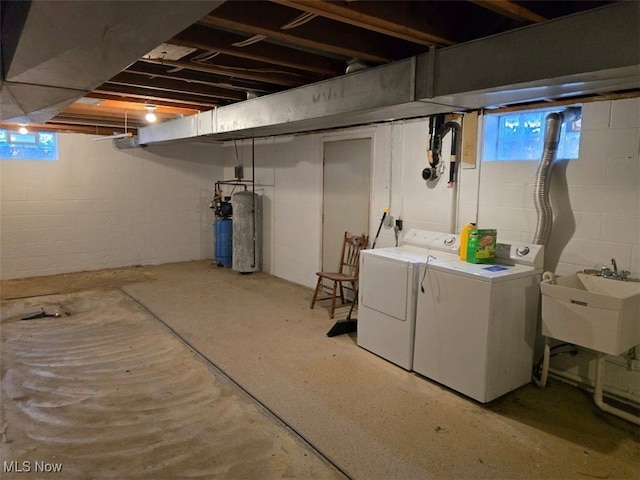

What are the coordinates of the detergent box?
(466, 229, 497, 264)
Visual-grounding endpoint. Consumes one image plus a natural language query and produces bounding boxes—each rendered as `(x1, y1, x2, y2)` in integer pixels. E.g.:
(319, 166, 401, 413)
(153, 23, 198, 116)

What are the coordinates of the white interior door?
(322, 138, 371, 273)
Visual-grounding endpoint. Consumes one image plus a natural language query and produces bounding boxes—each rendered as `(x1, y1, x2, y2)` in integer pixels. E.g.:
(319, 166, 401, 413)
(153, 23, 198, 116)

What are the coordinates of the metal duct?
(137, 2, 640, 146)
(532, 112, 563, 246)
(114, 135, 143, 150)
(1, 1, 224, 124)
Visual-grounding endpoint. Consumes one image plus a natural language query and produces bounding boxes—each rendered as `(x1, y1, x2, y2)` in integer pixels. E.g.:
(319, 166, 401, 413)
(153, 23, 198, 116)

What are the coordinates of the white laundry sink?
(540, 273, 640, 355)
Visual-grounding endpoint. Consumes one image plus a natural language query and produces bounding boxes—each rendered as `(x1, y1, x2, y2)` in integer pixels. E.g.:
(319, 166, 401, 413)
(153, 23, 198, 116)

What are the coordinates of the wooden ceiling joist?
(126, 62, 269, 89)
(201, 14, 391, 63)
(469, 1, 548, 23)
(95, 84, 222, 108)
(109, 72, 247, 102)
(271, 0, 456, 47)
(172, 24, 340, 76)
(139, 57, 306, 88)
(85, 93, 210, 112)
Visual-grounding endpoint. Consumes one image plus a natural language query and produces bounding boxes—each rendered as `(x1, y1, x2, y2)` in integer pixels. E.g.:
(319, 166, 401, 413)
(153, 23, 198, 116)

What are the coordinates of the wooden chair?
(310, 231, 369, 318)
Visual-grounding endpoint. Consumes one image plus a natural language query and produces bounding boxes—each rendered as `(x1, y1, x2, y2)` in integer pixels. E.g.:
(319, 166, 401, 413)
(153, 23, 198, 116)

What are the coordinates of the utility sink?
(541, 273, 640, 355)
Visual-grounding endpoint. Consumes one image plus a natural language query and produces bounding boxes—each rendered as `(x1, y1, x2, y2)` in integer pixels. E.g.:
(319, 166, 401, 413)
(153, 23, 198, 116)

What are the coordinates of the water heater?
(231, 191, 261, 273)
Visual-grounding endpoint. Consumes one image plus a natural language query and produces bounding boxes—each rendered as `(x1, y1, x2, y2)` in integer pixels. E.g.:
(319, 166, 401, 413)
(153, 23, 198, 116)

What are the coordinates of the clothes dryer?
(357, 230, 459, 370)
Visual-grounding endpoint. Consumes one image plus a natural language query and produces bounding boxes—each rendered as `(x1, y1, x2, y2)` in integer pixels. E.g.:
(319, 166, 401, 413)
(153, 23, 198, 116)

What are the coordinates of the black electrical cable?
(420, 255, 436, 293)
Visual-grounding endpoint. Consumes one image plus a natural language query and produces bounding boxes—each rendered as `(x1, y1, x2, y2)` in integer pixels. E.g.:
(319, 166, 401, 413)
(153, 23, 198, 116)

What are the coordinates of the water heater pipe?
(532, 112, 563, 246)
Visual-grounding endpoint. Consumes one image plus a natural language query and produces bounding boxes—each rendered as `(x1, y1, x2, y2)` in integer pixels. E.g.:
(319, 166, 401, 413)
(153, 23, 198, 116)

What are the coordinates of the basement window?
(0, 129, 59, 161)
(482, 106, 581, 162)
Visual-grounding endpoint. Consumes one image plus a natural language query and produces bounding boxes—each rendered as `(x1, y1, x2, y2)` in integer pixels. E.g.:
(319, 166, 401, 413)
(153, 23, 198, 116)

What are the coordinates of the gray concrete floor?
(1, 287, 345, 479)
(2, 260, 639, 479)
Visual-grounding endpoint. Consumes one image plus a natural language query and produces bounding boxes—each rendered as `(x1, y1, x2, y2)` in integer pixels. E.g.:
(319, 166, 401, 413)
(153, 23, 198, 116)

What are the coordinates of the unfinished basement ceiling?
(0, 0, 635, 137)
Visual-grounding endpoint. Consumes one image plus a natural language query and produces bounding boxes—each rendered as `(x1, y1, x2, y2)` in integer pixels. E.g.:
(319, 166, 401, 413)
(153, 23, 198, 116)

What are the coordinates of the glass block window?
(482, 106, 581, 162)
(0, 129, 59, 160)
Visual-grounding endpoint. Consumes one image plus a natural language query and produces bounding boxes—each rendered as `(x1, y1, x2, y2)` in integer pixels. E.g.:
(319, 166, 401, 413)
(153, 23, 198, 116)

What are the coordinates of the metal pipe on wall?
(532, 112, 563, 246)
(437, 120, 462, 234)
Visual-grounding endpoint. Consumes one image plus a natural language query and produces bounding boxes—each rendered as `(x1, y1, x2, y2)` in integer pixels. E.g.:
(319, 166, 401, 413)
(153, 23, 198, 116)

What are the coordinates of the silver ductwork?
(532, 112, 563, 246)
(136, 1, 640, 146)
(1, 1, 224, 124)
(114, 135, 143, 150)
(1, 2, 638, 143)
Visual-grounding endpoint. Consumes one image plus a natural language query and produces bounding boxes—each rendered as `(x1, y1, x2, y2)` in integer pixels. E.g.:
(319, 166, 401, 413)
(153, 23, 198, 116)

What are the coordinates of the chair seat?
(315, 271, 358, 282)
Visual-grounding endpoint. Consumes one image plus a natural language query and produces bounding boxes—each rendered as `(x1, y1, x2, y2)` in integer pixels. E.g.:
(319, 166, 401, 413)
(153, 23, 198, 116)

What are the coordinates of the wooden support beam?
(172, 24, 340, 76)
(201, 14, 391, 63)
(469, 1, 547, 23)
(109, 72, 247, 102)
(271, 0, 455, 47)
(139, 58, 306, 88)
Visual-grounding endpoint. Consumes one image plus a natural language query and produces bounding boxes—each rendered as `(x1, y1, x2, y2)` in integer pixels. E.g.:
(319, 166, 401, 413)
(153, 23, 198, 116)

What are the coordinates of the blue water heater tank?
(214, 217, 233, 267)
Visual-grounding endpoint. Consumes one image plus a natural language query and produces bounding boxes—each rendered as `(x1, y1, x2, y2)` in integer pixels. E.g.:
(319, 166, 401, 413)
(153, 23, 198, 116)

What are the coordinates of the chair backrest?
(339, 231, 369, 277)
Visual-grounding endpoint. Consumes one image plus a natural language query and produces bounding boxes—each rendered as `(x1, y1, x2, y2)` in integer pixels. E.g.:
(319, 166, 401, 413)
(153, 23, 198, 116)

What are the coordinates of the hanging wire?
(232, 34, 266, 47)
(281, 12, 317, 30)
(420, 255, 437, 293)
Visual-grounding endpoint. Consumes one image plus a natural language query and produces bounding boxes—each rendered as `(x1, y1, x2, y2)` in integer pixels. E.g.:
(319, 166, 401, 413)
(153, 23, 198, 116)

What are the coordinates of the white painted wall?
(2, 97, 637, 402)
(219, 99, 639, 282)
(216, 123, 461, 288)
(472, 99, 640, 277)
(0, 134, 221, 279)
(216, 97, 639, 403)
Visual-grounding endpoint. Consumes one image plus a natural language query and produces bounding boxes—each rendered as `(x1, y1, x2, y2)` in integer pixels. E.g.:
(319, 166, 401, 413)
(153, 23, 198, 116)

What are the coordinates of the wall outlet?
(384, 214, 394, 227)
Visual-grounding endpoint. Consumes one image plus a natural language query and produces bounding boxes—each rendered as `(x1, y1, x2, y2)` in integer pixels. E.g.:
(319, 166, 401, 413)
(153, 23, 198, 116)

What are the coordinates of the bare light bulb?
(18, 125, 28, 135)
(145, 111, 157, 122)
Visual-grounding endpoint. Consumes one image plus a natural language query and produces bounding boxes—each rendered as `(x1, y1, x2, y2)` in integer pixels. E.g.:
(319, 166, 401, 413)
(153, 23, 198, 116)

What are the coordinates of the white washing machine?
(357, 230, 460, 370)
(413, 242, 544, 403)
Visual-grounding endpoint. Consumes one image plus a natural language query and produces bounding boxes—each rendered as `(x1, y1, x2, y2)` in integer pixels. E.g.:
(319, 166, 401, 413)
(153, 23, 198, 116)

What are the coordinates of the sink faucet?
(596, 258, 637, 281)
(599, 258, 618, 278)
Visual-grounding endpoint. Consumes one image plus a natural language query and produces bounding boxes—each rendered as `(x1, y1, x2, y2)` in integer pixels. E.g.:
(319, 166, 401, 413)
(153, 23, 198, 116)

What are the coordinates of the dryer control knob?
(516, 246, 530, 257)
(444, 236, 455, 246)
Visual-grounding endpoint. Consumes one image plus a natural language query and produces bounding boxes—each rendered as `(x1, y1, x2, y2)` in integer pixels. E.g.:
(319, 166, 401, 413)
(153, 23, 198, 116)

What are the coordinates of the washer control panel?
(402, 229, 460, 254)
(496, 242, 544, 268)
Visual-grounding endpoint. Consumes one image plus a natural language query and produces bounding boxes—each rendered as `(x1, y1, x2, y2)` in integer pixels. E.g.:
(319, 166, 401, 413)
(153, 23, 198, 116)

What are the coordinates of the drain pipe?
(423, 114, 445, 182)
(594, 352, 640, 425)
(438, 120, 462, 234)
(532, 112, 563, 246)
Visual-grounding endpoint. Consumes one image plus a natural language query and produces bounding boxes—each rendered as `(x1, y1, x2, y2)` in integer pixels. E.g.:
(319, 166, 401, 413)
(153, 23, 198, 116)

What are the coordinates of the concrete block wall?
(219, 97, 638, 403)
(217, 121, 458, 288)
(475, 98, 639, 277)
(217, 135, 323, 288)
(3, 97, 635, 401)
(1, 134, 220, 279)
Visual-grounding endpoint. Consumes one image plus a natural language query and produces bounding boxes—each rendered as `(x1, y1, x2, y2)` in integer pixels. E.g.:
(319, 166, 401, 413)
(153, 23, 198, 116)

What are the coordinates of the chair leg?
(310, 276, 322, 309)
(330, 281, 338, 318)
(338, 282, 345, 305)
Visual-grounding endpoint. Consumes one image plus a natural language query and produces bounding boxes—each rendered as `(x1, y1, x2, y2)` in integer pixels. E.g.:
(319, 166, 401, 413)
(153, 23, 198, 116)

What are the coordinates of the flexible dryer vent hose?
(532, 112, 563, 246)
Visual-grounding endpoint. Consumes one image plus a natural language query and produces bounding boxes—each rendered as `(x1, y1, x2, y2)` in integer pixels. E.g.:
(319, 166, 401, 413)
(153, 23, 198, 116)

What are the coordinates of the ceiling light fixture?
(144, 105, 157, 123)
(18, 124, 28, 135)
